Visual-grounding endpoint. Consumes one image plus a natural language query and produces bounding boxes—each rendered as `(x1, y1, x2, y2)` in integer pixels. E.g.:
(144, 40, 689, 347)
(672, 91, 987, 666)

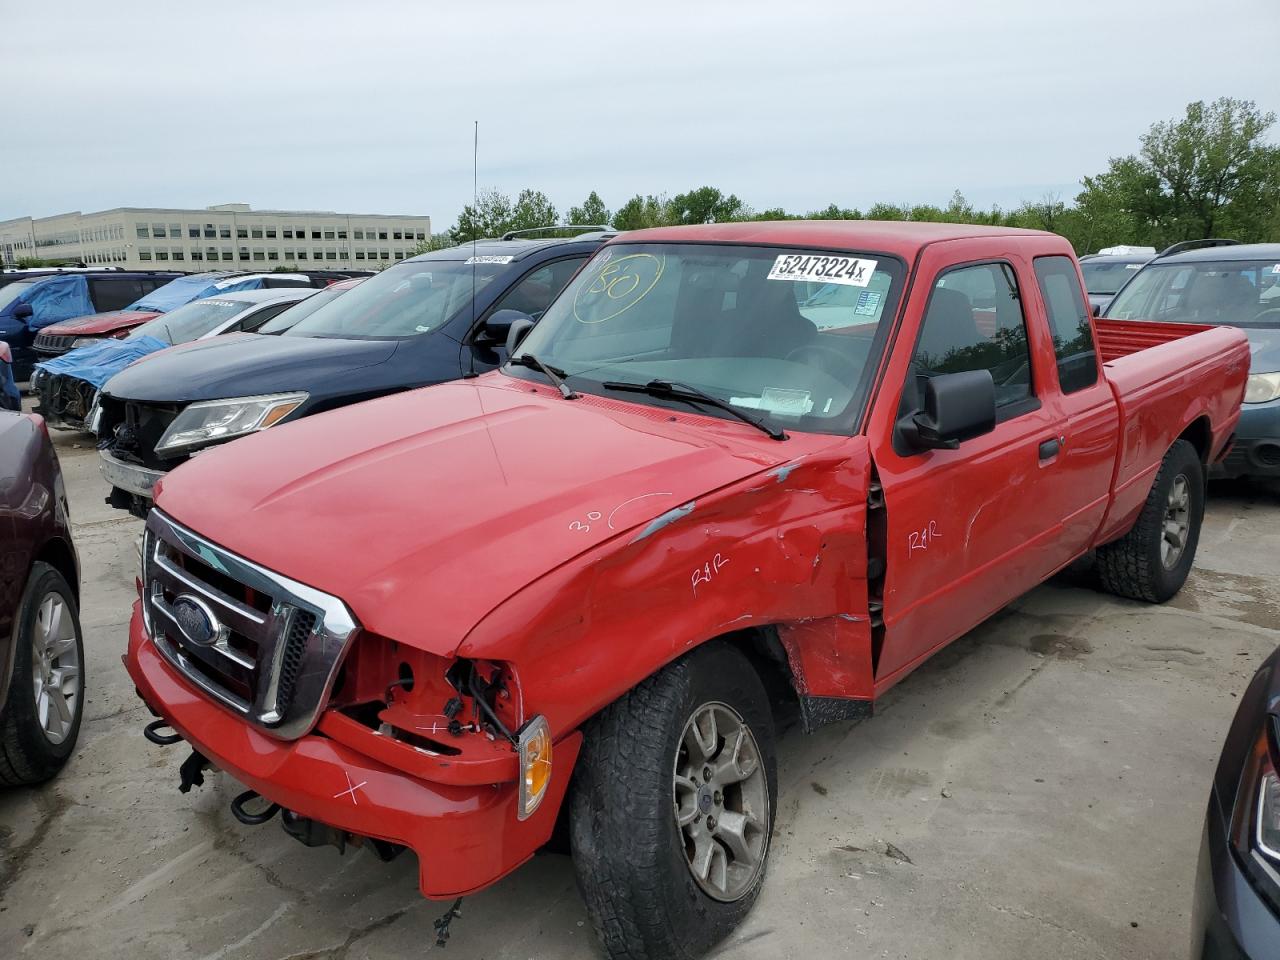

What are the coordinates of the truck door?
(867, 253, 1066, 684)
(1027, 255, 1119, 560)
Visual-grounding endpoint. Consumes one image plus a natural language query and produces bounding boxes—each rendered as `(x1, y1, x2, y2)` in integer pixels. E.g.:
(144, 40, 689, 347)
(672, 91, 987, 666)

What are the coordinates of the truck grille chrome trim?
(142, 509, 358, 739)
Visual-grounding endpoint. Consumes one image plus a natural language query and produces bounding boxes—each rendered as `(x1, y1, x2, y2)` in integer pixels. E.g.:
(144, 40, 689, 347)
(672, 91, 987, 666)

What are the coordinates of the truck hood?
(42, 310, 160, 336)
(156, 376, 822, 655)
(100, 334, 399, 404)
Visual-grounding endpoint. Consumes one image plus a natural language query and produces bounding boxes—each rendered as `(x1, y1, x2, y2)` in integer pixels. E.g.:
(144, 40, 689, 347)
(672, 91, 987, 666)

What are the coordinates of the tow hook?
(178, 749, 210, 794)
(143, 719, 183, 746)
(230, 789, 281, 826)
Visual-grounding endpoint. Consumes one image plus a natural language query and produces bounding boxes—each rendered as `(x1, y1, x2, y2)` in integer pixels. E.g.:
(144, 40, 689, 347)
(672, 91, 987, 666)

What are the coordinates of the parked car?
(1079, 250, 1153, 314)
(1104, 242, 1280, 480)
(32, 271, 321, 359)
(95, 230, 612, 515)
(1191, 643, 1280, 959)
(124, 220, 1247, 959)
(34, 288, 320, 431)
(0, 410, 83, 785)
(0, 342, 19, 411)
(0, 270, 182, 380)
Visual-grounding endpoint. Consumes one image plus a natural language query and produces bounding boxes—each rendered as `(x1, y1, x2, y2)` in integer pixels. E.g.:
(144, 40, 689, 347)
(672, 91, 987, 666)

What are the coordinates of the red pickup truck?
(125, 221, 1248, 958)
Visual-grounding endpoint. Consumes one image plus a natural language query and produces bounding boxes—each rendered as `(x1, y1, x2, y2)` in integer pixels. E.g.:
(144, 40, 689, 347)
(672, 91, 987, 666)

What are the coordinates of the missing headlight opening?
(331, 633, 522, 759)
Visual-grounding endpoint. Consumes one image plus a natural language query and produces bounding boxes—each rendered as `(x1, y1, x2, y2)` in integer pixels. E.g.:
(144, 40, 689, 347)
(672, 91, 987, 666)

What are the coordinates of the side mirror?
(1092, 303, 1101, 317)
(505, 317, 536, 355)
(897, 369, 996, 452)
(12, 302, 33, 321)
(483, 308, 534, 345)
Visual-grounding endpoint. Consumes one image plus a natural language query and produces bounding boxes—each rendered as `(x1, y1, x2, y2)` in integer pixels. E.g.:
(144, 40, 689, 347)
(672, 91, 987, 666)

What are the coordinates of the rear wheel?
(0, 563, 85, 786)
(1097, 439, 1204, 603)
(570, 642, 776, 960)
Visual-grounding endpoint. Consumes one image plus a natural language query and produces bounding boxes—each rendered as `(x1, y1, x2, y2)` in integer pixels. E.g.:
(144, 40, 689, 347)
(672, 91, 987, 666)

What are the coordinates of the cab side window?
(913, 262, 1033, 410)
(488, 257, 587, 321)
(1033, 256, 1098, 393)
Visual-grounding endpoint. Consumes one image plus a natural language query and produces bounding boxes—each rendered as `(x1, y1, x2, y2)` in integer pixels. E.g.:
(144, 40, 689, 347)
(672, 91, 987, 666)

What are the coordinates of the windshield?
(128, 298, 247, 344)
(1081, 259, 1146, 296)
(0, 280, 37, 313)
(1105, 258, 1280, 327)
(509, 242, 904, 433)
(282, 261, 501, 340)
(258, 284, 351, 334)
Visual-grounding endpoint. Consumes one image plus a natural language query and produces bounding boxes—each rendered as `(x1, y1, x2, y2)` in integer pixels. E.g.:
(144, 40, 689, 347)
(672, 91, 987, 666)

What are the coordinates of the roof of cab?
(406, 231, 615, 264)
(615, 220, 1054, 259)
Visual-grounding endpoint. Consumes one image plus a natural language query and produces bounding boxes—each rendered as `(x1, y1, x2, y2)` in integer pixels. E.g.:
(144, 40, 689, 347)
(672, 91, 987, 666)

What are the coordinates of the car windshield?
(0, 280, 37, 312)
(1081, 259, 1146, 295)
(258, 284, 352, 334)
(508, 242, 904, 433)
(282, 260, 502, 340)
(128, 298, 247, 344)
(1105, 258, 1280, 327)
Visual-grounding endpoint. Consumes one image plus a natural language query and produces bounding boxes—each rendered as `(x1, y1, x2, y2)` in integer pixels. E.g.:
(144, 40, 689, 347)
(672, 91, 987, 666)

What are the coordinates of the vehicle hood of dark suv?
(153, 374, 834, 655)
(100, 334, 401, 404)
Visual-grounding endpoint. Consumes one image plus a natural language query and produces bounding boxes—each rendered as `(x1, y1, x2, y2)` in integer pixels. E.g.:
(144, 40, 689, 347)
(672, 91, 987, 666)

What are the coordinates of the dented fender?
(457, 440, 876, 738)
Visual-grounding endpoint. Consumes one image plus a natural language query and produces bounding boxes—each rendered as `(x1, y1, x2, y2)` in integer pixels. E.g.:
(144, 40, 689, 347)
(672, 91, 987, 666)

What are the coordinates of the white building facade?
(0, 204, 431, 270)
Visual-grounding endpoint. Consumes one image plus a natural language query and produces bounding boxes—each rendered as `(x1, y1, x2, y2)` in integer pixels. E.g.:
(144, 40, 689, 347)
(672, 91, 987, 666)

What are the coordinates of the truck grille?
(142, 510, 357, 739)
(33, 333, 76, 355)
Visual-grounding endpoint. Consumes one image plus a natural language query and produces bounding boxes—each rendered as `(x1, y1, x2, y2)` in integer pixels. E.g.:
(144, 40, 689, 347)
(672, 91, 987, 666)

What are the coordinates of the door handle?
(1038, 437, 1062, 460)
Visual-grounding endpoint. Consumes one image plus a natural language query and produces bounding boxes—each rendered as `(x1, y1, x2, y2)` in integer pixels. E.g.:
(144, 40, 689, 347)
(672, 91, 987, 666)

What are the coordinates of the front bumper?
(101, 449, 166, 498)
(1190, 790, 1280, 959)
(125, 606, 579, 899)
(1211, 400, 1280, 478)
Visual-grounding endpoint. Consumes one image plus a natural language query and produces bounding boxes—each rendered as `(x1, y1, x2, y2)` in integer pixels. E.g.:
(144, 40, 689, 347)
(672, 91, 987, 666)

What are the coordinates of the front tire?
(1097, 439, 1205, 603)
(570, 642, 777, 960)
(0, 562, 85, 786)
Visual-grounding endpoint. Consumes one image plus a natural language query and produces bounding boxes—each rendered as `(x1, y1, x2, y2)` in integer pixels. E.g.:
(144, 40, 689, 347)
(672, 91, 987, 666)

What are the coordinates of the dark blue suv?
(95, 230, 612, 515)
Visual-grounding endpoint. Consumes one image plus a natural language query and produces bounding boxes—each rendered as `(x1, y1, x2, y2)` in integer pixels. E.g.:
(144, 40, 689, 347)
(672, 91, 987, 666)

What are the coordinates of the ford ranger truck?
(125, 221, 1249, 960)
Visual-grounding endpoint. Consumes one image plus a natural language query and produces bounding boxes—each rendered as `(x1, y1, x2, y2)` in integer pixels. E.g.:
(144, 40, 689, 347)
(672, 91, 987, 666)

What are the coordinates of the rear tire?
(570, 642, 777, 960)
(1096, 439, 1204, 603)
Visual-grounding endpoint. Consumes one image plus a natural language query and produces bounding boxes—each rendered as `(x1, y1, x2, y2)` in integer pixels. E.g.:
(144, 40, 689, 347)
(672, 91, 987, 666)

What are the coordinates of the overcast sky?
(2, 0, 1277, 231)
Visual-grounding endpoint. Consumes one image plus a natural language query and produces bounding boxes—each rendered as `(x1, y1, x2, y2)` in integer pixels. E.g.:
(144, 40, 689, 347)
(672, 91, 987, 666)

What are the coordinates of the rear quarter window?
(1033, 256, 1099, 394)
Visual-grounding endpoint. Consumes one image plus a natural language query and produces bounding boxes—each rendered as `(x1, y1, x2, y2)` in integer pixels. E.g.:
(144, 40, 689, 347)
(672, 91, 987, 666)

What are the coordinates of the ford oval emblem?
(172, 594, 221, 647)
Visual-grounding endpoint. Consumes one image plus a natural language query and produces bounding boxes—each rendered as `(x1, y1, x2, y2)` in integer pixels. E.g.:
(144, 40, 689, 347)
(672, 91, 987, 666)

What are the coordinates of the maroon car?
(0, 410, 83, 784)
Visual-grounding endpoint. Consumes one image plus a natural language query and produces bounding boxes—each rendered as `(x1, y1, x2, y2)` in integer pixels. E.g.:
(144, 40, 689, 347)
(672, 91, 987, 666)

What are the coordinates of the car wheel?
(1096, 438, 1205, 603)
(570, 641, 777, 960)
(0, 562, 85, 786)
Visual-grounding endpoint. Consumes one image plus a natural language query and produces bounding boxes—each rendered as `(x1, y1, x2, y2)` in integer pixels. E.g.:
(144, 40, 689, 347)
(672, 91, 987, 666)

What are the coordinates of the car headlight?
(155, 392, 307, 455)
(1229, 719, 1280, 901)
(1244, 372, 1280, 404)
(72, 337, 102, 349)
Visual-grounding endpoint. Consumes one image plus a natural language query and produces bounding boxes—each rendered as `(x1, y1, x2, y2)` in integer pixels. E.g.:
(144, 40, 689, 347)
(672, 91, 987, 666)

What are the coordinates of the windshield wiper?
(509, 353, 577, 399)
(600, 379, 788, 441)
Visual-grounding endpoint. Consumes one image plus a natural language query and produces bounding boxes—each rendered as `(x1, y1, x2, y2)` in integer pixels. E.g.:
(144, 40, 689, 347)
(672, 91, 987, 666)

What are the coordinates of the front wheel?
(1097, 439, 1205, 603)
(570, 641, 777, 960)
(0, 562, 85, 786)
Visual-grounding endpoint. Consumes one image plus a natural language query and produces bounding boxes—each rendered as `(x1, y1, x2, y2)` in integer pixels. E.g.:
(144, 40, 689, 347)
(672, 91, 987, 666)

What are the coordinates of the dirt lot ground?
(1, 421, 1278, 960)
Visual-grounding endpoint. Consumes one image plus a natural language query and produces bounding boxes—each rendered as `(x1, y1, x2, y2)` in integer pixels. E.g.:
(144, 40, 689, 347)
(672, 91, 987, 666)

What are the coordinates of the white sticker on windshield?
(854, 290, 882, 316)
(465, 255, 514, 264)
(768, 253, 876, 287)
(730, 389, 813, 416)
(1271, 264, 1280, 274)
(1125, 263, 1143, 269)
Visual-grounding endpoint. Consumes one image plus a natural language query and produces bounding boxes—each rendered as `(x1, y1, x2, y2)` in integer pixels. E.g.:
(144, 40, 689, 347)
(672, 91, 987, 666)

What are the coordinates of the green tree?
(612, 194, 672, 231)
(667, 186, 745, 224)
(567, 190, 611, 227)
(451, 188, 515, 243)
(807, 203, 861, 220)
(506, 189, 559, 234)
(1077, 98, 1280, 247)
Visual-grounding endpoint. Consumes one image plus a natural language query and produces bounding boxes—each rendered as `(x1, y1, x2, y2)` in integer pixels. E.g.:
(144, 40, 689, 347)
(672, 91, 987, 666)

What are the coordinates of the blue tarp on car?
(33, 335, 170, 390)
(127, 274, 278, 313)
(25, 276, 96, 330)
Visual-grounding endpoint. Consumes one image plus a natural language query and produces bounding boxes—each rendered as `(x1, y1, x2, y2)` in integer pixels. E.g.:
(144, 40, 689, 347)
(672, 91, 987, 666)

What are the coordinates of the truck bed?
(1094, 318, 1250, 543)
